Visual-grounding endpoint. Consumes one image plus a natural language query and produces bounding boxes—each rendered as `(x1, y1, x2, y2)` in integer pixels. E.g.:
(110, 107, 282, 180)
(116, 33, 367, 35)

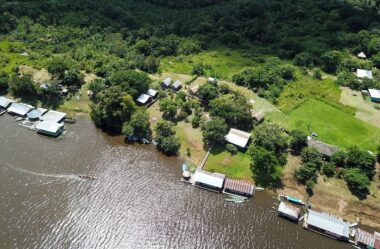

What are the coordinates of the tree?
(47, 57, 69, 79)
(294, 52, 314, 67)
(123, 110, 151, 139)
(108, 70, 151, 98)
(289, 129, 307, 155)
(331, 150, 346, 168)
(301, 147, 323, 169)
(201, 118, 229, 146)
(90, 86, 136, 132)
(313, 68, 322, 80)
(156, 120, 175, 137)
(155, 120, 180, 155)
(197, 83, 219, 102)
(226, 144, 238, 155)
(321, 50, 342, 74)
(343, 168, 370, 199)
(142, 55, 160, 73)
(346, 146, 376, 179)
(159, 97, 178, 120)
(322, 162, 336, 177)
(253, 123, 288, 157)
(88, 79, 107, 101)
(9, 74, 36, 97)
(294, 162, 317, 184)
(250, 146, 282, 188)
(0, 71, 9, 93)
(192, 63, 205, 76)
(63, 69, 84, 87)
(134, 39, 151, 56)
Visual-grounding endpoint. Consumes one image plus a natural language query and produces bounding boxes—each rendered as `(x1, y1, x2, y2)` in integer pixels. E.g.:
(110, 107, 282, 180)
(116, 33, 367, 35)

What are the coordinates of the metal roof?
(7, 102, 33, 116)
(162, 77, 172, 86)
(357, 52, 367, 58)
(357, 69, 373, 79)
(37, 108, 48, 115)
(0, 96, 13, 109)
(356, 229, 375, 247)
(369, 89, 380, 99)
(36, 121, 64, 133)
(172, 80, 182, 89)
(223, 178, 254, 196)
(137, 93, 151, 104)
(27, 109, 42, 120)
(193, 170, 225, 189)
(41, 110, 67, 123)
(278, 202, 300, 219)
(306, 209, 350, 239)
(225, 128, 251, 148)
(147, 89, 158, 97)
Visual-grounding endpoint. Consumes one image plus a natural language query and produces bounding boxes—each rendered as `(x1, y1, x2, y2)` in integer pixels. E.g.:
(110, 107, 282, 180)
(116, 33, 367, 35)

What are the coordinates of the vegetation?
(201, 118, 229, 147)
(155, 120, 181, 155)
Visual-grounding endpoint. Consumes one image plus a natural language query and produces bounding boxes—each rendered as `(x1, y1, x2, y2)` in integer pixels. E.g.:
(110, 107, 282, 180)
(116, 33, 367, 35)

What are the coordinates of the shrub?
(226, 144, 238, 155)
(322, 162, 336, 177)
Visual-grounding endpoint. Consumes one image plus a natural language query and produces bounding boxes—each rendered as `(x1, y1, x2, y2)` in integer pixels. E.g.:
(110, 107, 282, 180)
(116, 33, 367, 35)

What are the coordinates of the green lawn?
(204, 146, 252, 182)
(0, 40, 31, 73)
(288, 98, 380, 151)
(161, 47, 264, 80)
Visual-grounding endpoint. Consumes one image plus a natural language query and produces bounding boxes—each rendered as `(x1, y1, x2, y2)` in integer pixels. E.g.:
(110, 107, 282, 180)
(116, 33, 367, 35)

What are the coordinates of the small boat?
(79, 175, 96, 180)
(127, 134, 139, 142)
(254, 186, 264, 191)
(141, 138, 150, 144)
(279, 194, 305, 205)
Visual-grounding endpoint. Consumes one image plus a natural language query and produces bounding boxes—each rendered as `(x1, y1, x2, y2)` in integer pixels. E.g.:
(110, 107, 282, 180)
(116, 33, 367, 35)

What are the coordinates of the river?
(0, 115, 350, 249)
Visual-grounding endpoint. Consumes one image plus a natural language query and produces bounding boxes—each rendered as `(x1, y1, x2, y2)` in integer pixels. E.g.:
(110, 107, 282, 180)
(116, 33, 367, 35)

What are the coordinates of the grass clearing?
(58, 83, 91, 116)
(0, 40, 31, 73)
(288, 98, 380, 151)
(339, 87, 380, 127)
(161, 47, 265, 80)
(204, 146, 252, 182)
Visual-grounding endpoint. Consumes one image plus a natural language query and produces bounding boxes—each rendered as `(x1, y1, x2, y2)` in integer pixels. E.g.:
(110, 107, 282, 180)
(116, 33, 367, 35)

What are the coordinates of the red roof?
(223, 178, 254, 196)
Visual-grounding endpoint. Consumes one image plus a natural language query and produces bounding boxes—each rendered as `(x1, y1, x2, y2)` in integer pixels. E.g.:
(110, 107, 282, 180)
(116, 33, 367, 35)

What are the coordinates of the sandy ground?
(340, 87, 380, 127)
(19, 65, 51, 83)
(279, 155, 380, 229)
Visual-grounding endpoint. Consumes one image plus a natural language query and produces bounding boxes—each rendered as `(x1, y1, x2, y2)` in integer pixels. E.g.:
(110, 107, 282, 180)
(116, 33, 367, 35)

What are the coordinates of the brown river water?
(0, 115, 351, 249)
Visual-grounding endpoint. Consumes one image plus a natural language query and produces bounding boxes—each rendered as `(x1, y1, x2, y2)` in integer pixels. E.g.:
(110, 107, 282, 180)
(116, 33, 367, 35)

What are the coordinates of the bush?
(331, 150, 346, 168)
(343, 168, 370, 199)
(289, 129, 307, 155)
(301, 147, 323, 169)
(322, 162, 336, 177)
(226, 144, 238, 155)
(0, 71, 9, 93)
(294, 162, 317, 184)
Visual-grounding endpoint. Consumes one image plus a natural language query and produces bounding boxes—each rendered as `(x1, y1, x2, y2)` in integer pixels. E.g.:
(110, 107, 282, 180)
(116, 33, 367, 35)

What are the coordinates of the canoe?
(286, 196, 305, 205)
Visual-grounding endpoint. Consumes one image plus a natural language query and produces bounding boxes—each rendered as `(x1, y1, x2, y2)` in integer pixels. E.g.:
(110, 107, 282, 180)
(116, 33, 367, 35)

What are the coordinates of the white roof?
(172, 80, 182, 89)
(0, 96, 14, 109)
(37, 108, 48, 115)
(7, 102, 33, 116)
(357, 52, 366, 58)
(225, 128, 251, 148)
(162, 77, 172, 86)
(147, 89, 158, 97)
(41, 110, 67, 123)
(137, 93, 151, 104)
(36, 121, 64, 133)
(357, 69, 373, 79)
(208, 77, 216, 82)
(307, 209, 349, 238)
(369, 89, 380, 99)
(278, 202, 300, 219)
(193, 170, 225, 189)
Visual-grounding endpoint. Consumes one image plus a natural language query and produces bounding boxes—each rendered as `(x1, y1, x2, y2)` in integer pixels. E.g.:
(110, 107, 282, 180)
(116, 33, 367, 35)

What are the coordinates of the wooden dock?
(197, 149, 211, 170)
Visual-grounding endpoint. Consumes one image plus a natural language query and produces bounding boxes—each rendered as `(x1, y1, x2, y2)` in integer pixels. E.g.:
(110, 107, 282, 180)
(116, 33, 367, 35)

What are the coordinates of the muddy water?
(0, 115, 350, 249)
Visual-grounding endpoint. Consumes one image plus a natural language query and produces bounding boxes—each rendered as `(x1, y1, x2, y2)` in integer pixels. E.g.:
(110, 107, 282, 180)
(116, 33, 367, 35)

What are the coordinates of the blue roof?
(27, 109, 42, 119)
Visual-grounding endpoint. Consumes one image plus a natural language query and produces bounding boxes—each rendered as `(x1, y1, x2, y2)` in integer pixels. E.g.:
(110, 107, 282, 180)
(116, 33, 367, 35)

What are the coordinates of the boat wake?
(4, 163, 82, 181)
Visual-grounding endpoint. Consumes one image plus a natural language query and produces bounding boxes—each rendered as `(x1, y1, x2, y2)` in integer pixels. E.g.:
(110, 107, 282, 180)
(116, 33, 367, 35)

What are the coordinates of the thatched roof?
(307, 138, 339, 157)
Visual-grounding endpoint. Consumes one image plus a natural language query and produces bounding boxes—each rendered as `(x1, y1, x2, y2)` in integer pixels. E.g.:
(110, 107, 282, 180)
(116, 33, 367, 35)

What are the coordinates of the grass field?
(0, 40, 31, 73)
(288, 98, 380, 151)
(161, 47, 265, 80)
(204, 146, 253, 182)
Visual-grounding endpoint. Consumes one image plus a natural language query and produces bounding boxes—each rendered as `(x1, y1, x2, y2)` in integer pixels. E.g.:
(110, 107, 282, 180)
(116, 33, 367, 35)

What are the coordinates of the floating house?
(136, 93, 152, 105)
(304, 209, 350, 241)
(172, 80, 182, 91)
(27, 109, 43, 121)
(161, 77, 172, 88)
(193, 170, 225, 192)
(225, 128, 251, 148)
(40, 110, 67, 123)
(7, 102, 33, 117)
(147, 89, 158, 98)
(278, 202, 301, 222)
(369, 89, 380, 102)
(36, 121, 64, 137)
(357, 52, 367, 59)
(357, 69, 373, 79)
(355, 229, 380, 249)
(223, 178, 254, 197)
(0, 96, 13, 110)
(307, 137, 339, 159)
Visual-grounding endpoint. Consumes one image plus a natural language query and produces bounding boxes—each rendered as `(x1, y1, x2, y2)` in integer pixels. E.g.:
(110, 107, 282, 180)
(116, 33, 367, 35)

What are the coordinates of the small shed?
(161, 77, 172, 88)
(41, 110, 67, 123)
(147, 89, 158, 98)
(7, 102, 33, 117)
(307, 137, 339, 159)
(0, 96, 13, 109)
(357, 52, 367, 59)
(189, 85, 199, 95)
(223, 178, 254, 197)
(193, 170, 226, 192)
(369, 89, 380, 102)
(304, 209, 350, 241)
(208, 77, 217, 84)
(171, 80, 182, 91)
(36, 121, 64, 137)
(357, 69, 373, 79)
(278, 202, 301, 222)
(136, 93, 152, 105)
(251, 110, 264, 123)
(225, 128, 252, 148)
